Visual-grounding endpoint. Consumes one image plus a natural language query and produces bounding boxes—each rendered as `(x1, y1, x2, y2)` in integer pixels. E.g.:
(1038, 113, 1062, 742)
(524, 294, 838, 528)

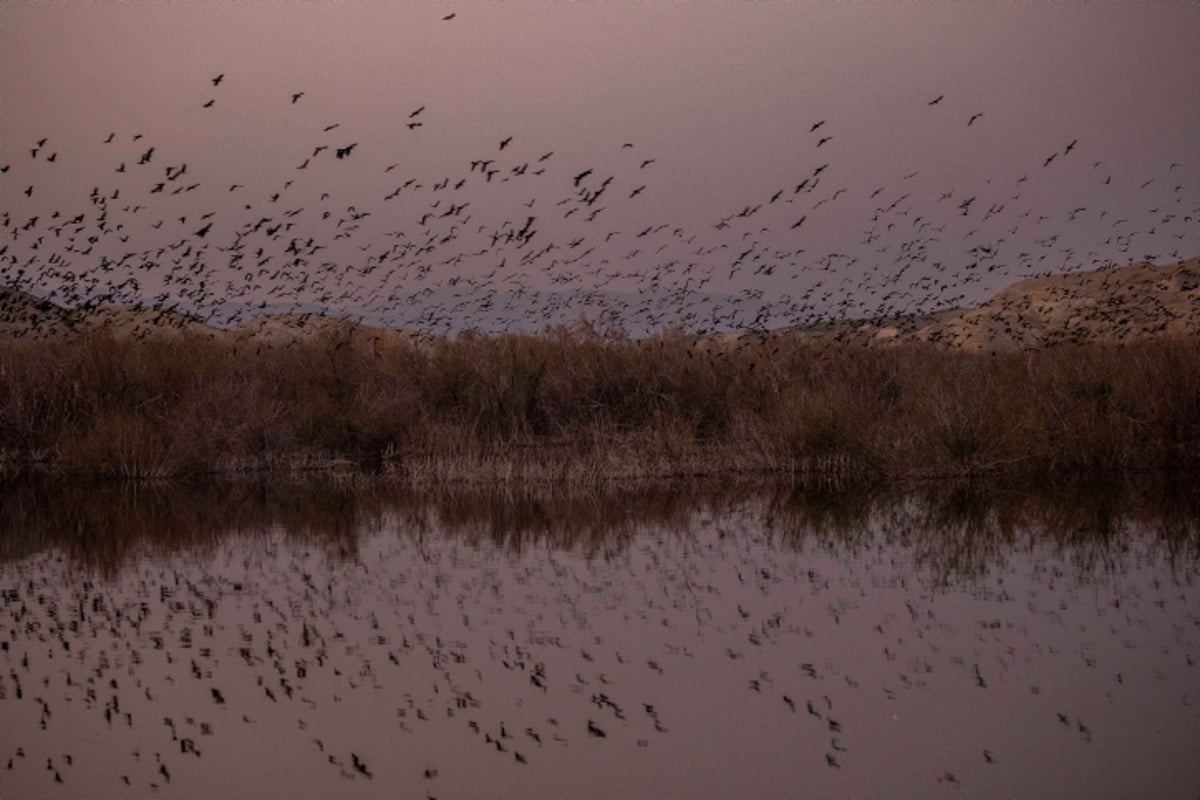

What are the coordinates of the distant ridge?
(0, 285, 74, 339)
(773, 256, 1200, 350)
(2, 255, 1198, 348)
(228, 312, 429, 349)
(0, 290, 214, 341)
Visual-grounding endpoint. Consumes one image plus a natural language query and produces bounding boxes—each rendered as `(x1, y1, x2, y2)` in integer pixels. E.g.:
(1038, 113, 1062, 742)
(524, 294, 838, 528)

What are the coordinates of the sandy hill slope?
(762, 256, 1200, 350)
(74, 304, 220, 340)
(909, 256, 1200, 349)
(0, 286, 76, 339)
(0, 295, 428, 349)
(229, 312, 431, 351)
(0, 289, 220, 342)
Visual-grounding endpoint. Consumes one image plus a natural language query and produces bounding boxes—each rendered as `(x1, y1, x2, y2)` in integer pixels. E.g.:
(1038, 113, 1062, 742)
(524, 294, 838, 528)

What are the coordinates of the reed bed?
(0, 324, 1197, 482)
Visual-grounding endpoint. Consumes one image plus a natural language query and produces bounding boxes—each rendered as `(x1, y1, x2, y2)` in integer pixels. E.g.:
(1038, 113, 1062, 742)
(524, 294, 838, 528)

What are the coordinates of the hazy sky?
(2, 2, 1197, 332)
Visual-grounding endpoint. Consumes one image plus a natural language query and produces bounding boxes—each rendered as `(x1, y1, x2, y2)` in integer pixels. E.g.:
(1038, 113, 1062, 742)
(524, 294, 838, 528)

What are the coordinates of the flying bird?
(928, 94, 944, 105)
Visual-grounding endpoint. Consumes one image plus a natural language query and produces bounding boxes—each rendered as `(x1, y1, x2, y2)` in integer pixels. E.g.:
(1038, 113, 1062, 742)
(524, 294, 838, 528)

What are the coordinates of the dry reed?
(1, 324, 1197, 482)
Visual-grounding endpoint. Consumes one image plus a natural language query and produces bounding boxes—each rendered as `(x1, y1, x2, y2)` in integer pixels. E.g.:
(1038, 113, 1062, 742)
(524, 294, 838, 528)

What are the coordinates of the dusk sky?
(3, 2, 1197, 333)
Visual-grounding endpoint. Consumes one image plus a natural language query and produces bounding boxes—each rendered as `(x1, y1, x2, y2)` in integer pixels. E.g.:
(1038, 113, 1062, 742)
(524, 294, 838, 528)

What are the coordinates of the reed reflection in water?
(0, 479, 1196, 799)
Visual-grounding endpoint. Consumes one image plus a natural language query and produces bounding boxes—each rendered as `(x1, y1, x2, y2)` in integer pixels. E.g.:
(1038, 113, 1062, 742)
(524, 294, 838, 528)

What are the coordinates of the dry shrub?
(769, 382, 868, 463)
(895, 351, 1032, 473)
(0, 325, 1197, 481)
(60, 409, 179, 478)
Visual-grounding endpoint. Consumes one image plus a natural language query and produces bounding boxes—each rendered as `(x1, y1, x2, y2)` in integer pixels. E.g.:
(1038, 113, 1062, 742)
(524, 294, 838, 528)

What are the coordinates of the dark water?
(1, 479, 1197, 799)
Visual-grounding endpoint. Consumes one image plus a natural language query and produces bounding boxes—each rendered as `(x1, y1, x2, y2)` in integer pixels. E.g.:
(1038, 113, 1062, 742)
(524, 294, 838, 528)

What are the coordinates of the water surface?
(1, 480, 1197, 798)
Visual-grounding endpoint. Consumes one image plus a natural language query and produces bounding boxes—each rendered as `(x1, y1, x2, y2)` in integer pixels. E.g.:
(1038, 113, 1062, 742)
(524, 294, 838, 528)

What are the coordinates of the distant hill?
(3, 255, 1198, 349)
(0, 291, 219, 342)
(75, 304, 219, 340)
(775, 256, 1200, 350)
(0, 286, 75, 339)
(228, 312, 430, 350)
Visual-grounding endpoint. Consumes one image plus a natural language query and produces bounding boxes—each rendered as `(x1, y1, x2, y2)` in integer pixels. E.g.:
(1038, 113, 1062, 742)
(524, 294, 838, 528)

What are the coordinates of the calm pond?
(1, 479, 1197, 799)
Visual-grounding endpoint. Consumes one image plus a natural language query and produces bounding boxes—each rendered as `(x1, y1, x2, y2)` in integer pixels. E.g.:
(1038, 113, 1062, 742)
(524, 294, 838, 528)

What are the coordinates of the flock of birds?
(0, 492, 1196, 798)
(2, 61, 1196, 340)
(1, 22, 1197, 797)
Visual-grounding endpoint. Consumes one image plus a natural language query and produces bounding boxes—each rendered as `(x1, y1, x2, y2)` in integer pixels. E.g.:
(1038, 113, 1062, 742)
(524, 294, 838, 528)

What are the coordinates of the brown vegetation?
(1, 321, 1197, 482)
(2, 256, 1197, 482)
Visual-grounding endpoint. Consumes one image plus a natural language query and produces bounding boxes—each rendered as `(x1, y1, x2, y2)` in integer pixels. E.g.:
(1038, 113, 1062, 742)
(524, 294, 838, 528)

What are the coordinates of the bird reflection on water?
(0, 478, 1197, 799)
